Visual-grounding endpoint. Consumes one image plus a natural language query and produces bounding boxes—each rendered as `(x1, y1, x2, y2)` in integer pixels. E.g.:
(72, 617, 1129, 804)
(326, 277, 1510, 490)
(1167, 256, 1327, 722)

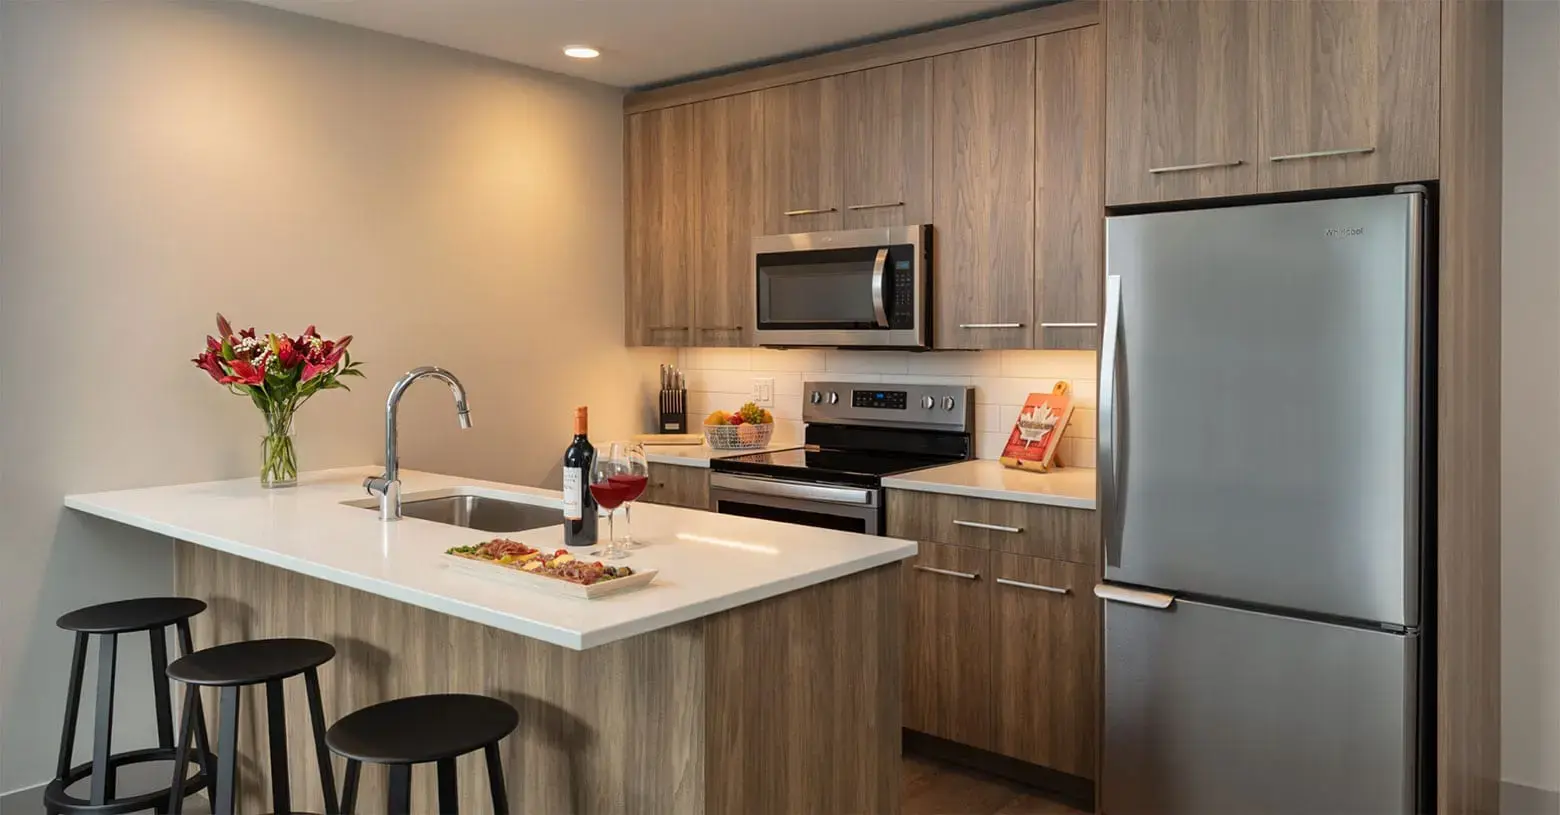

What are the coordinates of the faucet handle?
(364, 475, 390, 496)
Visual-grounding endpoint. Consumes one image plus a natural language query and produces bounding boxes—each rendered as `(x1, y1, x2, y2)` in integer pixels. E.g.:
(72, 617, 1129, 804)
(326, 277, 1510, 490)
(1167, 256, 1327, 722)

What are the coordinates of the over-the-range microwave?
(752, 225, 931, 349)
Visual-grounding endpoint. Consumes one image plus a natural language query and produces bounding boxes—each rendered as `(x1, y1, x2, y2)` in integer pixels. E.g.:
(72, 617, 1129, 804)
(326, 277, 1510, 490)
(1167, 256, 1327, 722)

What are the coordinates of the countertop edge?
(880, 474, 1097, 510)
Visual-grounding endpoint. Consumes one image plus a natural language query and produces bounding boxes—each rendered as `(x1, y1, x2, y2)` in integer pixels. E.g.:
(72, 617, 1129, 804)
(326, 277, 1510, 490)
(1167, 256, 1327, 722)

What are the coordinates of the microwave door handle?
(870, 248, 890, 328)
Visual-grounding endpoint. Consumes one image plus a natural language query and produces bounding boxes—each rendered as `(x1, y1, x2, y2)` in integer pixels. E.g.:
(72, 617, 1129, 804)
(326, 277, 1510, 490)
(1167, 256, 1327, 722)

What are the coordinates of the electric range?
(708, 380, 975, 535)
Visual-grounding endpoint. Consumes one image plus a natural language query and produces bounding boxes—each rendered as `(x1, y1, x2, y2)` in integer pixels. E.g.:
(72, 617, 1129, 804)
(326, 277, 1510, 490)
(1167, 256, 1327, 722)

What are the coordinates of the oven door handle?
(870, 248, 890, 328)
(710, 473, 877, 506)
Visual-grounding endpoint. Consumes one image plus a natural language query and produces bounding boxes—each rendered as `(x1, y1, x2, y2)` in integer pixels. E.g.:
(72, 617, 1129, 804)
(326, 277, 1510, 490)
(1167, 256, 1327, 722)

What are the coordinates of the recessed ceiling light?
(563, 46, 600, 59)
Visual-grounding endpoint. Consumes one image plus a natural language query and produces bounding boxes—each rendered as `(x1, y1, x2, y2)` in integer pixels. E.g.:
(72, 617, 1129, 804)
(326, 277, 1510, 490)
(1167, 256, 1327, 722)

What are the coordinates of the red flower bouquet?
(193, 313, 364, 487)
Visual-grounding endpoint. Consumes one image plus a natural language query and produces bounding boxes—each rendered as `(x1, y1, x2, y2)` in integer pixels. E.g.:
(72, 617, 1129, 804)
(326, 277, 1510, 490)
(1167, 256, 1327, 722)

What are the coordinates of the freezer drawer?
(1102, 596, 1418, 815)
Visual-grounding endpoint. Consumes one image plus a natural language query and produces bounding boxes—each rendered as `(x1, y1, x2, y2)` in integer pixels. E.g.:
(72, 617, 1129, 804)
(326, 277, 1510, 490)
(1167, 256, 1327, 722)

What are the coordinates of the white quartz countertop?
(882, 460, 1097, 510)
(63, 467, 916, 650)
(644, 442, 800, 468)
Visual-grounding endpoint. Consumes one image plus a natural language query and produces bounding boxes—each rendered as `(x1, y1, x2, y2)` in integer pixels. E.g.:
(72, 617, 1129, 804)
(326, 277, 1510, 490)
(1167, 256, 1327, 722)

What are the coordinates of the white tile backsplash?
(677, 349, 1098, 464)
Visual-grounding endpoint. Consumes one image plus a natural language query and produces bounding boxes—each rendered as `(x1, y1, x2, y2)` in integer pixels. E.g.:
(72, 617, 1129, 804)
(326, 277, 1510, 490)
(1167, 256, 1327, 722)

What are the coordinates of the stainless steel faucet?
(364, 366, 472, 521)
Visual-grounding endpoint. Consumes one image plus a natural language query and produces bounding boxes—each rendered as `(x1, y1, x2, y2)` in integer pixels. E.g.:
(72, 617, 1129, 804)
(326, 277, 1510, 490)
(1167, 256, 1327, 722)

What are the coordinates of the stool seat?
(327, 694, 520, 764)
(56, 597, 207, 634)
(168, 638, 335, 686)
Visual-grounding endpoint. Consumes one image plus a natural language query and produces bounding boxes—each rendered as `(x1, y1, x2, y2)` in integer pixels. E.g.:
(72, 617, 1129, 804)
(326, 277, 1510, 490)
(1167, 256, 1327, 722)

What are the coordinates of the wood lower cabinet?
(1255, 0, 1440, 193)
(625, 104, 697, 346)
(933, 39, 1038, 350)
(1104, 0, 1260, 206)
(903, 541, 993, 749)
(990, 552, 1098, 779)
(642, 464, 710, 510)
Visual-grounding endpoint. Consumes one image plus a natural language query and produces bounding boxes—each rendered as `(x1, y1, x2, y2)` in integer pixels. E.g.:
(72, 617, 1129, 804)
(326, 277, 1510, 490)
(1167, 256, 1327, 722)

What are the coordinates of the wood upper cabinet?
(837, 60, 934, 229)
(1255, 0, 1440, 193)
(692, 93, 763, 346)
(933, 39, 1037, 350)
(990, 553, 1099, 780)
(903, 541, 993, 750)
(1036, 25, 1104, 351)
(760, 78, 844, 235)
(1103, 0, 1260, 205)
(625, 105, 697, 346)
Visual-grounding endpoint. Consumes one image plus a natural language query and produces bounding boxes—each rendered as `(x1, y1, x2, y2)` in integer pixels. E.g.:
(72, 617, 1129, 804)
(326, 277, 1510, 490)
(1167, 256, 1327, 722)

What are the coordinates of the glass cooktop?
(710, 446, 958, 488)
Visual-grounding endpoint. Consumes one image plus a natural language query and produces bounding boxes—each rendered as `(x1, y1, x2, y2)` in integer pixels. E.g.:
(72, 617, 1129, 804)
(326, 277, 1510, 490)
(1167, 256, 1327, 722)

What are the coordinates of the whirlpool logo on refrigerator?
(1324, 227, 1366, 237)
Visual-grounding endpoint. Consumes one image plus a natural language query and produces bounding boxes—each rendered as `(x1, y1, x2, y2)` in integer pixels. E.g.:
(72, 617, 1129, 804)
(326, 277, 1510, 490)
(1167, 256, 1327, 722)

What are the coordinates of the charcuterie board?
(442, 540, 656, 599)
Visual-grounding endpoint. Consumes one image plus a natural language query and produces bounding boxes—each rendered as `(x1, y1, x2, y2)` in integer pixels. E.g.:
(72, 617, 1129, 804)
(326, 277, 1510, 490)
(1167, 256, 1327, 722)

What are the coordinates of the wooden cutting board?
(632, 433, 704, 446)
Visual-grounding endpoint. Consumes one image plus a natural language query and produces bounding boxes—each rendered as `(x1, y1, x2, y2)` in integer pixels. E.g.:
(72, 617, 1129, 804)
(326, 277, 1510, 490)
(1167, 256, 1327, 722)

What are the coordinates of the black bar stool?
(326, 694, 518, 815)
(166, 638, 338, 815)
(45, 597, 213, 815)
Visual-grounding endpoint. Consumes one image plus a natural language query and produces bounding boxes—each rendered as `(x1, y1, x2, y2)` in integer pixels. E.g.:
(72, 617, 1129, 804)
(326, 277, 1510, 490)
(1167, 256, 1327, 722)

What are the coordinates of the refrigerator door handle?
(1099, 274, 1123, 565)
(1094, 583, 1174, 609)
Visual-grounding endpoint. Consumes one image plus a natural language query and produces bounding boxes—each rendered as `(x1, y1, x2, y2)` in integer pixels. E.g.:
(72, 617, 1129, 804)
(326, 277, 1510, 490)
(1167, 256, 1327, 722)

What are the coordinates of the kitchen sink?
(346, 490, 562, 533)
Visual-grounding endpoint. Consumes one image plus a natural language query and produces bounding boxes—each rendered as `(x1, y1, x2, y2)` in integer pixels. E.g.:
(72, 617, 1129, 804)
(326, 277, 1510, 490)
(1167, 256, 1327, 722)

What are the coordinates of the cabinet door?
(990, 553, 1098, 779)
(837, 60, 934, 229)
(692, 93, 762, 347)
(904, 541, 992, 749)
(760, 78, 844, 235)
(1104, 0, 1259, 205)
(1036, 26, 1104, 351)
(932, 39, 1036, 350)
(1256, 0, 1439, 193)
(625, 106, 696, 347)
(642, 464, 710, 510)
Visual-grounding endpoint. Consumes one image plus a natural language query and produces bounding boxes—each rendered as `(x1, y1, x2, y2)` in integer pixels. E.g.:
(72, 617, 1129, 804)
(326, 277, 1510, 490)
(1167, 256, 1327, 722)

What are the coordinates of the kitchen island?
(65, 468, 913, 814)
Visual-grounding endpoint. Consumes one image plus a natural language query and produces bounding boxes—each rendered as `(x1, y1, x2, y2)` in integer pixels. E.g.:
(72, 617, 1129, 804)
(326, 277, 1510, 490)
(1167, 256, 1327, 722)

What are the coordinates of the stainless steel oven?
(752, 225, 931, 349)
(709, 473, 883, 535)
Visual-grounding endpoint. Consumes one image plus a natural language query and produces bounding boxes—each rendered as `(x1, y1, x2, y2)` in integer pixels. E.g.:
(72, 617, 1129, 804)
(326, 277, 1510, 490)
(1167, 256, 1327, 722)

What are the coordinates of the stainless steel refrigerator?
(1097, 190, 1430, 815)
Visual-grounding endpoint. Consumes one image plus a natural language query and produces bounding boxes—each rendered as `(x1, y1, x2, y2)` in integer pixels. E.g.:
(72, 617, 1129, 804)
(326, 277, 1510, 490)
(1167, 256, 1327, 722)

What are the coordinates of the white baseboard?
(1506, 780, 1560, 814)
(0, 782, 43, 815)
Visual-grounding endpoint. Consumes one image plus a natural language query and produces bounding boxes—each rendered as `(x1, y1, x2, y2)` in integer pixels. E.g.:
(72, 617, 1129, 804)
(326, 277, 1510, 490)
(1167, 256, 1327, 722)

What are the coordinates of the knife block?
(658, 389, 687, 434)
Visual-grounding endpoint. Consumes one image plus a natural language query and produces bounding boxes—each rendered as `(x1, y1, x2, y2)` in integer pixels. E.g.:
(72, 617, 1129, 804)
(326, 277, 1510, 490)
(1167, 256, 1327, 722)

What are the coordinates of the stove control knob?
(920, 395, 936, 409)
(827, 391, 840, 405)
(940, 396, 957, 411)
(810, 390, 823, 405)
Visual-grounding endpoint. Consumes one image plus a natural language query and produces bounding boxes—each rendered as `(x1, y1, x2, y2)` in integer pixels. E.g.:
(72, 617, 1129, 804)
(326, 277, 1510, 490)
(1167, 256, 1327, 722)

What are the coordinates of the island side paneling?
(174, 542, 902, 814)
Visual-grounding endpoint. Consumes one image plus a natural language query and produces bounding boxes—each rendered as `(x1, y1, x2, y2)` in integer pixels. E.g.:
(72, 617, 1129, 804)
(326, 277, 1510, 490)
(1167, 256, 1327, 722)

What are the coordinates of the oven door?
(709, 473, 882, 535)
(753, 225, 929, 349)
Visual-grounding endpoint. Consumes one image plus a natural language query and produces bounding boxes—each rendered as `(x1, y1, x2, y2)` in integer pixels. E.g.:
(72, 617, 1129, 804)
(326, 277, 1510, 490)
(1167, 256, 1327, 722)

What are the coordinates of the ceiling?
(246, 0, 1035, 88)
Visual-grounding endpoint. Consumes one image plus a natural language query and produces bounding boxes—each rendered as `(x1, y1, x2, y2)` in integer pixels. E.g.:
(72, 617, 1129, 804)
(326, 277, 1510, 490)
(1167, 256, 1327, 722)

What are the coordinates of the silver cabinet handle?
(1099, 275, 1122, 564)
(1269, 147, 1375, 163)
(1148, 160, 1244, 174)
(997, 578, 1069, 595)
(958, 323, 1024, 329)
(1040, 322, 1099, 328)
(870, 248, 889, 328)
(783, 207, 838, 216)
(913, 565, 979, 580)
(697, 326, 743, 332)
(648, 326, 690, 331)
(846, 201, 904, 211)
(952, 519, 1023, 534)
(1094, 583, 1174, 609)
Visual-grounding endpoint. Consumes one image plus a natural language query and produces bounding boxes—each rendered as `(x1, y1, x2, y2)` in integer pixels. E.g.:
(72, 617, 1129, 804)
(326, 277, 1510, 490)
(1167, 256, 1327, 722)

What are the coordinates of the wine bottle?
(562, 406, 599, 547)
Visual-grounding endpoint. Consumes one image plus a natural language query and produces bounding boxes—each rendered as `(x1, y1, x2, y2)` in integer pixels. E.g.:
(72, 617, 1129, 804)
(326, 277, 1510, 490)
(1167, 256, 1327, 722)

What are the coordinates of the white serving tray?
(443, 553, 657, 599)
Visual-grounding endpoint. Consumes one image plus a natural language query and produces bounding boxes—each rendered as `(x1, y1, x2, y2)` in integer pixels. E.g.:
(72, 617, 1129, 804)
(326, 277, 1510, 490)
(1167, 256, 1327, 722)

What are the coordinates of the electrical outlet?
(751, 377, 775, 407)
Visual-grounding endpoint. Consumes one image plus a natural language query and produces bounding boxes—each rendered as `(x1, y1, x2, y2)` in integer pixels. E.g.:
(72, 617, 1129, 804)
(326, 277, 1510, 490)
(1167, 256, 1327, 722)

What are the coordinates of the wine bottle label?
(562, 467, 583, 520)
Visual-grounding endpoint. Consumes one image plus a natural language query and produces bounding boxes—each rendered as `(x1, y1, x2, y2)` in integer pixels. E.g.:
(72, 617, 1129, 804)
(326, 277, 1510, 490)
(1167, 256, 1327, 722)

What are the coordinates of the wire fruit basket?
(703, 422, 774, 451)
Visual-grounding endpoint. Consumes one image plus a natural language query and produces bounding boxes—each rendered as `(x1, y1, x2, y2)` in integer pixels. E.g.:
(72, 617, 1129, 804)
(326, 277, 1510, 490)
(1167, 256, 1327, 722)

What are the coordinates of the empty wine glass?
(608, 442, 649, 547)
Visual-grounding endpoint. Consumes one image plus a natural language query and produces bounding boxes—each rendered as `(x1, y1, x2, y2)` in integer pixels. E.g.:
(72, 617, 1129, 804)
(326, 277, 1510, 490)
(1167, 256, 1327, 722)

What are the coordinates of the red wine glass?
(589, 449, 632, 560)
(606, 442, 649, 546)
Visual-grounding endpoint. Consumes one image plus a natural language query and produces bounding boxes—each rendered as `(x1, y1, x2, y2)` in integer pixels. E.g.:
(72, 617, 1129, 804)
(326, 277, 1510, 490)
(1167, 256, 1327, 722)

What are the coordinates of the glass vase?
(260, 410, 298, 489)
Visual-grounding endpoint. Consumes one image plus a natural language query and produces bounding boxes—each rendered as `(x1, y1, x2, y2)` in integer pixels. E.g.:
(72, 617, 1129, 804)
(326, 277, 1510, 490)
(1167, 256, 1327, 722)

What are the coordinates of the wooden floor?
(903, 753, 1088, 815)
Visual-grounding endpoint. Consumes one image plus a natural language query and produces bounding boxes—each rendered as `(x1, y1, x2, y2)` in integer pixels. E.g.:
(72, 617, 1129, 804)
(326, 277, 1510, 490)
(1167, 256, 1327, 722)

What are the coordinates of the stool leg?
(214, 686, 241, 815)
(89, 633, 117, 805)
(264, 679, 291, 814)
(168, 684, 198, 815)
(436, 758, 459, 815)
(55, 633, 88, 780)
(484, 743, 509, 815)
(175, 620, 218, 813)
(149, 627, 175, 748)
(303, 668, 339, 814)
(386, 763, 411, 815)
(340, 760, 361, 814)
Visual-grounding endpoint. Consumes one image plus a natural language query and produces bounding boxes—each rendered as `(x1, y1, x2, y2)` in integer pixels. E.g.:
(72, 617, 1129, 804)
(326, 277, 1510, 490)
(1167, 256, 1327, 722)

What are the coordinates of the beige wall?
(0, 0, 667, 794)
(1502, 0, 1560, 797)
